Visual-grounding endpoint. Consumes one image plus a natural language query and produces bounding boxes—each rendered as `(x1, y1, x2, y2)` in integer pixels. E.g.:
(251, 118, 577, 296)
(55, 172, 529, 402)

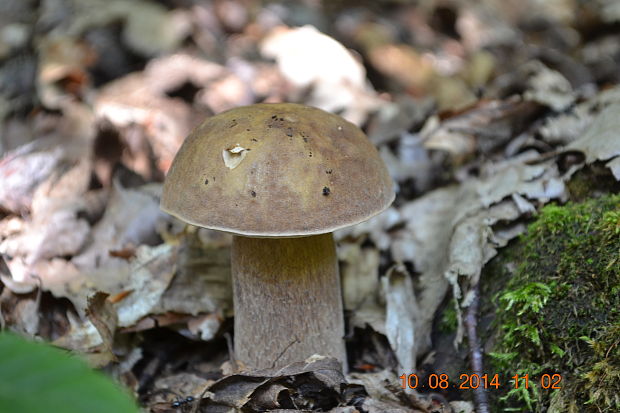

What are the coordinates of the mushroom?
(161, 103, 394, 370)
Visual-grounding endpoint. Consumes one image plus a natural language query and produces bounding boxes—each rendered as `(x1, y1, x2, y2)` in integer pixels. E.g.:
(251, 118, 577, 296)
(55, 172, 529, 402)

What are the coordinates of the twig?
(465, 286, 490, 413)
(270, 335, 300, 369)
(30, 273, 43, 335)
(224, 332, 238, 372)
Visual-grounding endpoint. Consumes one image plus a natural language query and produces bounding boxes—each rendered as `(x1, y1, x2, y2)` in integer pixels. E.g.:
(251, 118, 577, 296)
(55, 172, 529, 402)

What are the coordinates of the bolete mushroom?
(161, 103, 394, 370)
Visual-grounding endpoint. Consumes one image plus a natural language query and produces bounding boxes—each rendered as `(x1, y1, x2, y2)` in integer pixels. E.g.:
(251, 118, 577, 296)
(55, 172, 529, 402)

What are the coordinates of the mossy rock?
(483, 192, 619, 412)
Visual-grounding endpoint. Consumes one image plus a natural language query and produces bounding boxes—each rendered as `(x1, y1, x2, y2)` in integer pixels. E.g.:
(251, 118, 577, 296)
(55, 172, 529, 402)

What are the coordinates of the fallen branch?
(465, 286, 490, 413)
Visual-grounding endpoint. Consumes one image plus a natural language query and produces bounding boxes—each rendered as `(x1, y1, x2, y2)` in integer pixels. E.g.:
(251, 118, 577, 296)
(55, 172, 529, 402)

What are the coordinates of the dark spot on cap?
(251, 138, 258, 142)
(246, 128, 251, 131)
(204, 178, 209, 185)
(279, 117, 284, 121)
(309, 152, 313, 157)
(271, 115, 277, 119)
(326, 169, 332, 174)
(251, 190, 256, 197)
(303, 137, 308, 142)
(322, 186, 330, 196)
(229, 119, 238, 128)
(286, 128, 293, 137)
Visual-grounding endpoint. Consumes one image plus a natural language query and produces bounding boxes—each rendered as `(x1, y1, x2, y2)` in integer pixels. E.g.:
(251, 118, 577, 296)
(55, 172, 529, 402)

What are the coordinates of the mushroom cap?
(161, 103, 394, 237)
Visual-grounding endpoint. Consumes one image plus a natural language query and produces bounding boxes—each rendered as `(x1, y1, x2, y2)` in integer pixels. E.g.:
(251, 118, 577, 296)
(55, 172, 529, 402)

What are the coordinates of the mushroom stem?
(231, 233, 346, 370)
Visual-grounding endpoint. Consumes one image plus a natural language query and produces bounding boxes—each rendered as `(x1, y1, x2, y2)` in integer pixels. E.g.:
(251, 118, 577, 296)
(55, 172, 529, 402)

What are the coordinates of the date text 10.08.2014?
(399, 373, 562, 391)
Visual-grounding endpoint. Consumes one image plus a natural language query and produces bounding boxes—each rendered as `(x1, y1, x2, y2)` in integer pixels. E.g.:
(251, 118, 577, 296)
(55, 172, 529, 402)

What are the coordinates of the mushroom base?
(231, 233, 346, 370)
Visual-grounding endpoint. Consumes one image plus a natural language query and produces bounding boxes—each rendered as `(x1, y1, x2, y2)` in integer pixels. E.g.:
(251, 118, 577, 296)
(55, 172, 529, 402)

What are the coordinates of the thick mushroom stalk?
(232, 233, 345, 369)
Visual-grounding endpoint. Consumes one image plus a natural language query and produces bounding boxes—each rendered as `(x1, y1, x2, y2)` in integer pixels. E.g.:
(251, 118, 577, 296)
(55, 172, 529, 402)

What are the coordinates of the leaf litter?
(1, 0, 619, 411)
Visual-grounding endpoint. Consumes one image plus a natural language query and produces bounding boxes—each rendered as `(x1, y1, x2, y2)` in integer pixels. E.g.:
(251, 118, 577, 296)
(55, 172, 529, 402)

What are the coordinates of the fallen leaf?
(336, 207, 401, 251)
(422, 98, 542, 161)
(156, 230, 232, 316)
(186, 313, 223, 341)
(383, 265, 419, 374)
(95, 54, 221, 173)
(340, 242, 380, 312)
(392, 154, 566, 354)
(201, 356, 346, 411)
(72, 182, 167, 271)
(567, 102, 620, 179)
(0, 288, 39, 336)
(261, 25, 380, 125)
(48, 244, 177, 352)
(36, 35, 95, 107)
(539, 85, 620, 145)
(40, 0, 189, 57)
(85, 292, 118, 366)
(523, 61, 575, 111)
(347, 370, 426, 412)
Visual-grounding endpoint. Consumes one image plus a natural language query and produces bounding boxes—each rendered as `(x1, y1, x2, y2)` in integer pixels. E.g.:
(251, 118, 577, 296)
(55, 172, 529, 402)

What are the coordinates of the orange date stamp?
(399, 373, 563, 390)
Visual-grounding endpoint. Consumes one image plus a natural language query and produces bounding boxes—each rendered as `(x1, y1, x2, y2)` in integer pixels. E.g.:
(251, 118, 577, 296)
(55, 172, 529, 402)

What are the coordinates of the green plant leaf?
(0, 333, 138, 413)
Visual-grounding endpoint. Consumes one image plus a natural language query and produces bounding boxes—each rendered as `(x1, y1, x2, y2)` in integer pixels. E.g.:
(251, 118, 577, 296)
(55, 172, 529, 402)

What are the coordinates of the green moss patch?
(487, 193, 620, 412)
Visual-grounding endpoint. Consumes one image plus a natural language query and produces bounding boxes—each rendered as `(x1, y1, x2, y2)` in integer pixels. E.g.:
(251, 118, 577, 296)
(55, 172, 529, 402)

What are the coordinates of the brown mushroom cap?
(161, 103, 394, 237)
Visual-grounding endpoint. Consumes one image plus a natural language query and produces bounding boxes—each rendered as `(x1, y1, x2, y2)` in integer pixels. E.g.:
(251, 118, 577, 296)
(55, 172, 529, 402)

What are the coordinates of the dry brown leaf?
(383, 265, 419, 375)
(523, 61, 575, 111)
(445, 201, 522, 342)
(450, 400, 475, 413)
(150, 372, 211, 409)
(0, 163, 93, 274)
(95, 54, 222, 172)
(53, 310, 103, 351)
(0, 288, 39, 336)
(456, 5, 520, 51)
(14, 179, 173, 318)
(366, 43, 435, 96)
(72, 182, 166, 271)
(347, 370, 426, 412)
(196, 73, 254, 114)
(365, 97, 433, 146)
(49, 243, 177, 352)
(567, 102, 620, 180)
(40, 0, 189, 57)
(340, 242, 380, 312)
(540, 85, 620, 145)
(599, 0, 620, 22)
(260, 25, 380, 125)
(200, 356, 346, 411)
(422, 98, 541, 160)
(156, 231, 232, 317)
(392, 154, 566, 353)
(85, 292, 118, 366)
(606, 157, 620, 180)
(186, 313, 223, 341)
(36, 35, 95, 107)
(0, 105, 94, 213)
(336, 207, 401, 251)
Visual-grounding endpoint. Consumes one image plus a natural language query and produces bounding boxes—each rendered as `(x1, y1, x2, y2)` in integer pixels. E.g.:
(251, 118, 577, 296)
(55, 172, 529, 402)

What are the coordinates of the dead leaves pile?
(1, 0, 619, 412)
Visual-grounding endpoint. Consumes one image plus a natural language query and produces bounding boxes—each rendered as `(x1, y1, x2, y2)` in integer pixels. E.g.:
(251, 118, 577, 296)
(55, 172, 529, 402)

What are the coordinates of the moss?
(485, 193, 620, 412)
(565, 166, 620, 202)
(438, 298, 459, 334)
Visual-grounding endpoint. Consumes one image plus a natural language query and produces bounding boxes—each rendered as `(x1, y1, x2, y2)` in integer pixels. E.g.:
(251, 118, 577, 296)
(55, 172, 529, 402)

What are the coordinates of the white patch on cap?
(223, 144, 248, 169)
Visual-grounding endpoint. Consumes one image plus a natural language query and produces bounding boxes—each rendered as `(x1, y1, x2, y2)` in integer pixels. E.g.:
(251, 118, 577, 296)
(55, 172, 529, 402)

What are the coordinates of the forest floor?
(0, 0, 619, 412)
